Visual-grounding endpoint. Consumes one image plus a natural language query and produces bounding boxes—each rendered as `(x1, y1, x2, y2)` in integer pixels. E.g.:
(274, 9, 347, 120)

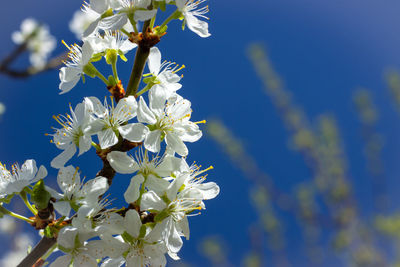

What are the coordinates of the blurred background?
(1, 0, 400, 266)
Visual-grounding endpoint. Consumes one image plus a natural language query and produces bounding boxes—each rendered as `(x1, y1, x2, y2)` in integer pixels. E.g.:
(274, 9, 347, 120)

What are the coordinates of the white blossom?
(101, 0, 157, 32)
(49, 166, 109, 217)
(140, 174, 194, 255)
(84, 96, 140, 149)
(70, 9, 100, 40)
(107, 149, 183, 203)
(146, 47, 184, 100)
(87, 30, 137, 58)
(82, 0, 115, 38)
(0, 160, 47, 197)
(59, 41, 94, 94)
(51, 226, 106, 267)
(136, 94, 203, 156)
(176, 0, 211, 38)
(48, 102, 93, 169)
(12, 18, 56, 67)
(99, 210, 167, 266)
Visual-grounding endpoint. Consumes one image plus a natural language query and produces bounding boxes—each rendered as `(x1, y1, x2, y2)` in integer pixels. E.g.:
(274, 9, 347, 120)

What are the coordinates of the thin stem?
(159, 9, 180, 28)
(10, 212, 34, 223)
(20, 191, 38, 215)
(129, 15, 139, 34)
(150, 12, 157, 29)
(0, 205, 34, 223)
(135, 82, 154, 97)
(96, 70, 109, 85)
(112, 59, 119, 82)
(121, 28, 131, 37)
(92, 141, 101, 151)
(125, 20, 152, 97)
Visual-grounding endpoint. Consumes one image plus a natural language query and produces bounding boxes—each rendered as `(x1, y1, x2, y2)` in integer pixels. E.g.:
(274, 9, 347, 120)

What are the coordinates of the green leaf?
(44, 225, 53, 238)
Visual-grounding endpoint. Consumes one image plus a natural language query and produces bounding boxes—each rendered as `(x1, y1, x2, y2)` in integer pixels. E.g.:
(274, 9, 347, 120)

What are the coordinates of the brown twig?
(17, 237, 56, 267)
(0, 52, 67, 78)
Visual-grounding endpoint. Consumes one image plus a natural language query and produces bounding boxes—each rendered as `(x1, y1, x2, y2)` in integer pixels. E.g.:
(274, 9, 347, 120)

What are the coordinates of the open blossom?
(141, 167, 219, 254)
(86, 30, 137, 58)
(0, 160, 47, 197)
(146, 47, 184, 100)
(48, 166, 108, 217)
(176, 0, 211, 38)
(59, 41, 94, 94)
(12, 18, 56, 68)
(48, 102, 93, 169)
(99, 210, 167, 267)
(107, 149, 183, 203)
(136, 93, 203, 156)
(4, 2, 220, 266)
(101, 0, 157, 32)
(84, 96, 142, 149)
(51, 226, 107, 267)
(140, 174, 195, 255)
(69, 9, 100, 40)
(82, 0, 115, 37)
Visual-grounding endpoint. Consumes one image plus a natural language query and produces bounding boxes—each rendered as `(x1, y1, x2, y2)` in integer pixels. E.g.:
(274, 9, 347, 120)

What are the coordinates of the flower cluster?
(2, 0, 218, 266)
(11, 18, 56, 68)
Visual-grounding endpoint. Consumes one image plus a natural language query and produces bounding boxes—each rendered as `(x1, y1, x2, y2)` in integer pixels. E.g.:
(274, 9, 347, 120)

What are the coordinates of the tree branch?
(17, 236, 56, 267)
(0, 52, 67, 78)
(125, 20, 152, 97)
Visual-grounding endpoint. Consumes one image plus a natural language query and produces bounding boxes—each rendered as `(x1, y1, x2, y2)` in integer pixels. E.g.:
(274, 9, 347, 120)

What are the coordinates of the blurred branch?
(246, 43, 386, 266)
(0, 52, 67, 78)
(353, 89, 387, 211)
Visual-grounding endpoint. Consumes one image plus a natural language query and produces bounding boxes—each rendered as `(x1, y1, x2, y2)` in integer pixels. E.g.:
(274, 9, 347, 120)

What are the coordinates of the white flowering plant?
(0, 1, 219, 266)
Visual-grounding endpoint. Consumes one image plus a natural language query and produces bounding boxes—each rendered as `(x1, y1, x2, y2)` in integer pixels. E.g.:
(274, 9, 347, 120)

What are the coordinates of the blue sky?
(1, 0, 400, 266)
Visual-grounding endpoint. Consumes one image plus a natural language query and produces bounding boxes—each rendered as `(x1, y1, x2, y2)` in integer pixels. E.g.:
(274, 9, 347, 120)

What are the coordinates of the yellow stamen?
(61, 40, 70, 50)
(172, 64, 186, 74)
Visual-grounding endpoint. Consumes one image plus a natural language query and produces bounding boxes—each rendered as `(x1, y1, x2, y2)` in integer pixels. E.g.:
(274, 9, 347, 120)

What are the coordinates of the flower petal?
(137, 96, 157, 124)
(119, 123, 148, 143)
(124, 209, 142, 238)
(165, 132, 188, 156)
(140, 191, 166, 211)
(144, 130, 162, 153)
(98, 128, 118, 149)
(107, 151, 139, 174)
(124, 174, 145, 204)
(51, 144, 77, 169)
(148, 47, 161, 75)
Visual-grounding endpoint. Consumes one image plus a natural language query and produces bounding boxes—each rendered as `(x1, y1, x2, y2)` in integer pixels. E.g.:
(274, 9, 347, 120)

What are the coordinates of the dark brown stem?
(0, 43, 28, 70)
(17, 236, 56, 267)
(0, 52, 67, 78)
